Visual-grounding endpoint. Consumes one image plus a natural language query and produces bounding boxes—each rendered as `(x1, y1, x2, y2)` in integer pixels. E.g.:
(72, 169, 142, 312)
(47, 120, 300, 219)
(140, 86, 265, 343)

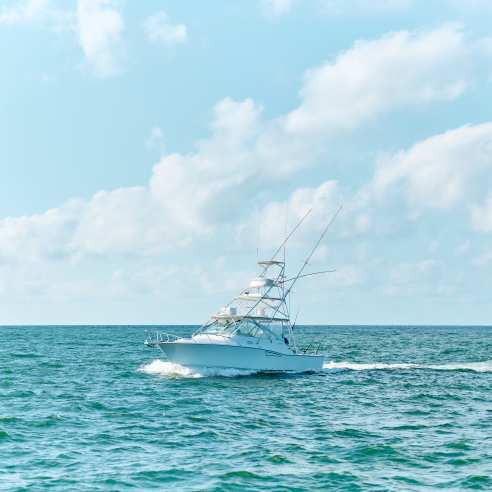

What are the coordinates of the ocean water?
(1, 325, 491, 491)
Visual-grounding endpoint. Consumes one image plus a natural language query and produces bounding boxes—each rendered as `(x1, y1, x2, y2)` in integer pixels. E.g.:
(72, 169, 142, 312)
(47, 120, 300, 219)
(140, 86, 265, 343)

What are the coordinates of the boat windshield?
(233, 319, 267, 338)
(200, 318, 280, 340)
(200, 320, 236, 335)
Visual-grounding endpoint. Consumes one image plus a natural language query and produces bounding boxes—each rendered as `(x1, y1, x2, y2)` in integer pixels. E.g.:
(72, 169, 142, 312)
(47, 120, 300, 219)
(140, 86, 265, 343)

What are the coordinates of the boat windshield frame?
(197, 318, 282, 341)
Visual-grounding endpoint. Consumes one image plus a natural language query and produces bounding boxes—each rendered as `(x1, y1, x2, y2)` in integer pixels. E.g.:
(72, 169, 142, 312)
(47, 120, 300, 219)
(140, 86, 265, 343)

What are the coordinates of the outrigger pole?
(280, 269, 336, 283)
(263, 208, 312, 267)
(208, 208, 314, 326)
(284, 205, 343, 297)
(268, 205, 343, 322)
(238, 208, 315, 322)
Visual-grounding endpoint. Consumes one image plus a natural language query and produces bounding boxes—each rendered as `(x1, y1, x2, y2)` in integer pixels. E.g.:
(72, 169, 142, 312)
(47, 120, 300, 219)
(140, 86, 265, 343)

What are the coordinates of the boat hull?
(158, 342, 324, 372)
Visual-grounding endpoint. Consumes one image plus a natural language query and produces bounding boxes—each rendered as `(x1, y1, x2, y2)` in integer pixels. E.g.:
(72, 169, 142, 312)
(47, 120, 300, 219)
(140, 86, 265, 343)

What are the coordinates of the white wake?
(138, 359, 492, 379)
(323, 361, 417, 371)
(138, 359, 258, 378)
(323, 360, 492, 373)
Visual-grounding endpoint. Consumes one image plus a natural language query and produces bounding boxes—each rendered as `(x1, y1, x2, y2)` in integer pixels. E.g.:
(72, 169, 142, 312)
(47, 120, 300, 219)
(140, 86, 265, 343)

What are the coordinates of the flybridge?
(211, 258, 290, 327)
(205, 205, 343, 333)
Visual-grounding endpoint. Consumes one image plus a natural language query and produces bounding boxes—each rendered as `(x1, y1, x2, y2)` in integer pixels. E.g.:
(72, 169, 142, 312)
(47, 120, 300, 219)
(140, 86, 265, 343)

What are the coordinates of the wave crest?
(138, 360, 257, 378)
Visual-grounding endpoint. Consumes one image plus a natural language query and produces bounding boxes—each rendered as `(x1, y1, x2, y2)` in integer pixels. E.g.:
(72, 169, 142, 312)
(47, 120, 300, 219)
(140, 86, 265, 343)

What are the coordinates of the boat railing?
(144, 330, 180, 347)
(298, 341, 324, 355)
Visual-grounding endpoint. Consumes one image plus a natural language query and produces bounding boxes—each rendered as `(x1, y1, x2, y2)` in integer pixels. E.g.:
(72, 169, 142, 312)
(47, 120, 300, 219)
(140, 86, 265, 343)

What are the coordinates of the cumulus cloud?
(286, 25, 468, 134)
(0, 0, 73, 30)
(76, 0, 124, 77)
(149, 98, 276, 231)
(0, 201, 82, 263)
(471, 193, 492, 232)
(251, 181, 342, 249)
(0, 0, 124, 76)
(144, 10, 187, 46)
(372, 123, 492, 211)
(0, 25, 484, 266)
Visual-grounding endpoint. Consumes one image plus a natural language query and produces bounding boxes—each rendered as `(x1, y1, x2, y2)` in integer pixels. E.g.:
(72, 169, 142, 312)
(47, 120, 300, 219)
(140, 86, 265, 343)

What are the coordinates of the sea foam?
(138, 359, 257, 378)
(323, 360, 492, 373)
(323, 361, 417, 371)
(138, 358, 492, 379)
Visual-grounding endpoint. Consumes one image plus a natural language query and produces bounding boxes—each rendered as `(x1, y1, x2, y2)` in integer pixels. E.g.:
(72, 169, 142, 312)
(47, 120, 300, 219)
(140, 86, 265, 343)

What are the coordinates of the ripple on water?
(29, 414, 64, 428)
(1, 325, 492, 491)
(131, 468, 196, 485)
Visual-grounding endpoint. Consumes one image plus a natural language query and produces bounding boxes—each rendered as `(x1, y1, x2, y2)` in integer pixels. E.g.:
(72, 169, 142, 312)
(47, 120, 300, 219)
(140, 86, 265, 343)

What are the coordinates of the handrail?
(298, 341, 324, 355)
(144, 330, 179, 347)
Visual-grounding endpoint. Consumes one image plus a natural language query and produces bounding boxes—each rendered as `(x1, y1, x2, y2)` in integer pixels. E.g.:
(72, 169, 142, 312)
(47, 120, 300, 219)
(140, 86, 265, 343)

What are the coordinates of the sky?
(1, 0, 492, 325)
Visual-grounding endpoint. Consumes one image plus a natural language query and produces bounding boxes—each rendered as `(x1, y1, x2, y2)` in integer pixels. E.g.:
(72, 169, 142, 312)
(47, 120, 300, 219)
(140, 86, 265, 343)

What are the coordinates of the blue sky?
(1, 0, 492, 325)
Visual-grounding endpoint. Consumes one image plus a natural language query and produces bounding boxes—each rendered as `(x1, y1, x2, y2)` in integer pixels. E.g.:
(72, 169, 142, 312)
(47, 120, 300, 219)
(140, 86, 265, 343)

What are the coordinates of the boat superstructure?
(145, 207, 341, 373)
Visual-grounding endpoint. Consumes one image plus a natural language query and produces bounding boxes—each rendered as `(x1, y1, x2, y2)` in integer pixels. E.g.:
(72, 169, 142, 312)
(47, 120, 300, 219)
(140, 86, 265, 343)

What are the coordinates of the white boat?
(145, 207, 342, 373)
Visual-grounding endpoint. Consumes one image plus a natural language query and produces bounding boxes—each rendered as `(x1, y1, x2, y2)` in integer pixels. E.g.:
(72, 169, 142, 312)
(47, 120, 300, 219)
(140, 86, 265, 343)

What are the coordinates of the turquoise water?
(1, 325, 491, 491)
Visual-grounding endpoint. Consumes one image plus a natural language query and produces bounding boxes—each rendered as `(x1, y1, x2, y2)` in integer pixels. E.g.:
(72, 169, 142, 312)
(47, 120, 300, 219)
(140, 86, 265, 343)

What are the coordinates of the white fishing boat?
(145, 208, 341, 373)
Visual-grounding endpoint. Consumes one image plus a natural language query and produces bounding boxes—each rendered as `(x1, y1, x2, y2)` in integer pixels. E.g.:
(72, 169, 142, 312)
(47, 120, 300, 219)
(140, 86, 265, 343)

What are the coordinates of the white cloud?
(70, 187, 183, 256)
(0, 0, 73, 31)
(372, 123, 492, 211)
(0, 98, 282, 262)
(0, 0, 124, 75)
(319, 0, 413, 16)
(0, 1, 123, 75)
(144, 10, 187, 46)
(149, 98, 268, 231)
(0, 187, 187, 264)
(0, 201, 82, 263)
(252, 181, 342, 249)
(471, 193, 492, 232)
(286, 25, 468, 134)
(76, 0, 124, 77)
(261, 0, 295, 17)
(0, 0, 49, 24)
(239, 179, 373, 257)
(0, 25, 484, 267)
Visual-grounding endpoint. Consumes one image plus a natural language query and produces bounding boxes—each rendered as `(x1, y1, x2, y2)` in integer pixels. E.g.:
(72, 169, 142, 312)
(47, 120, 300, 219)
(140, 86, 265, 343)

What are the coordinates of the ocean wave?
(138, 360, 257, 378)
(323, 360, 492, 373)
